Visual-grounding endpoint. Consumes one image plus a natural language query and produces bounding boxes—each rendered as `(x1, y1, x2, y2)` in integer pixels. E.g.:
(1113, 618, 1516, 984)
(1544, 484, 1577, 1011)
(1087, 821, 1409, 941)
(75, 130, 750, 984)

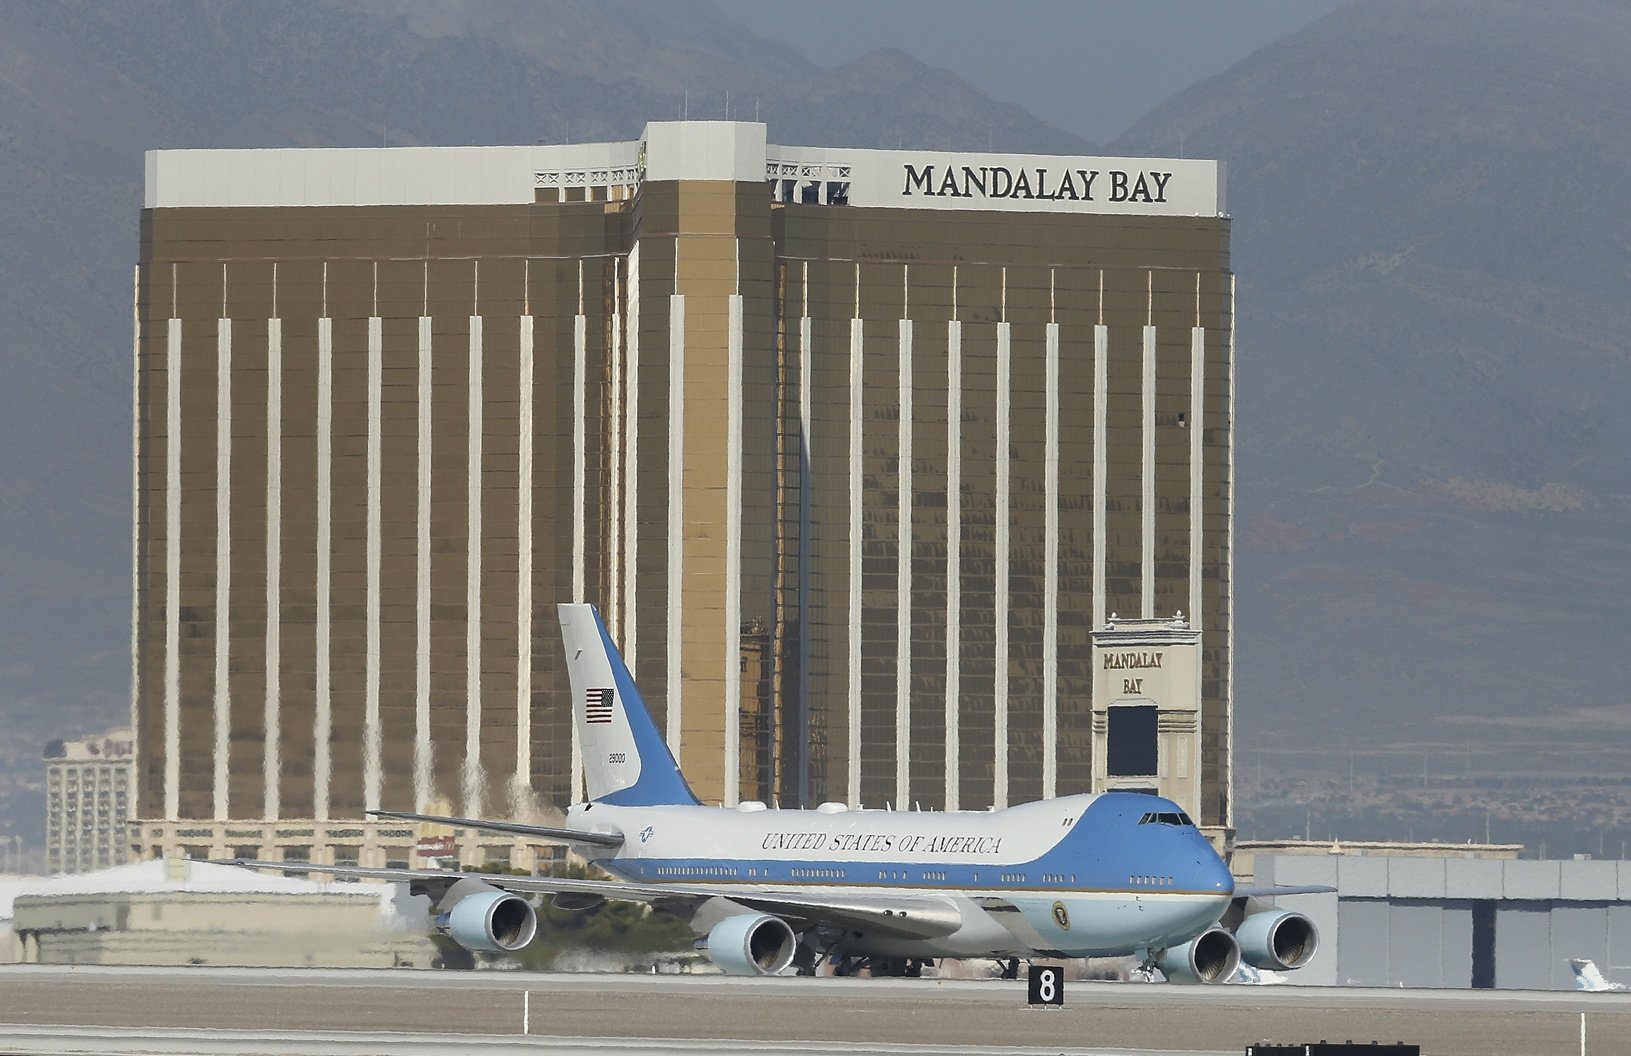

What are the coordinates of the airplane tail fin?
(1570, 958, 1620, 991)
(557, 603, 699, 806)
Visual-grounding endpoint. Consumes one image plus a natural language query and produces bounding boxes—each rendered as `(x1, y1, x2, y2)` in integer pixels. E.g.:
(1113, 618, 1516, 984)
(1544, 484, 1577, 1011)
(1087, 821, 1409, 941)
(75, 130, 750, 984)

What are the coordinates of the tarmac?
(0, 965, 1627, 1055)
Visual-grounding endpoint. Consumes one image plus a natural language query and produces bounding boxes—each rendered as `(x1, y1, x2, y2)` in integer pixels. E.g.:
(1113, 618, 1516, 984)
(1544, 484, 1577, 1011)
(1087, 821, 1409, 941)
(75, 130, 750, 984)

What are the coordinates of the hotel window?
(1107, 704, 1158, 777)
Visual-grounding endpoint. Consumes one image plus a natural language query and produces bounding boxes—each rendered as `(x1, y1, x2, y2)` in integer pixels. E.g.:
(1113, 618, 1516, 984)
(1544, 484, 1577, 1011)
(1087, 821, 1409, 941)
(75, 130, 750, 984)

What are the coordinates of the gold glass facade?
(134, 126, 1233, 862)
(775, 212, 1233, 825)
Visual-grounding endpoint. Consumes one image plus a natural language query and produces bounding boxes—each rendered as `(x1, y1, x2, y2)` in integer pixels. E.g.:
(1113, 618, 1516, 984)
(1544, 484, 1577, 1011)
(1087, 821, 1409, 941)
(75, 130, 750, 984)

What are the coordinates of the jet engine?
(436, 878, 538, 953)
(1156, 927, 1241, 984)
(701, 913, 797, 976)
(1234, 909, 1318, 971)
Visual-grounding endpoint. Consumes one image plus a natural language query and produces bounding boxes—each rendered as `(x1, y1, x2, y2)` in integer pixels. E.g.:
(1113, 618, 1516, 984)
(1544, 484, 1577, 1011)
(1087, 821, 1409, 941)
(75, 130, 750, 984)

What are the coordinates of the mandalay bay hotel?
(132, 121, 1235, 868)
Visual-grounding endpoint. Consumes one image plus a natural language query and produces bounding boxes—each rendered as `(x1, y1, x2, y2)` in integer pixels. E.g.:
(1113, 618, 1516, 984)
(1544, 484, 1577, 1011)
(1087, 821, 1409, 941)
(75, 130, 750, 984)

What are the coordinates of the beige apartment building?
(132, 121, 1234, 864)
(44, 729, 133, 874)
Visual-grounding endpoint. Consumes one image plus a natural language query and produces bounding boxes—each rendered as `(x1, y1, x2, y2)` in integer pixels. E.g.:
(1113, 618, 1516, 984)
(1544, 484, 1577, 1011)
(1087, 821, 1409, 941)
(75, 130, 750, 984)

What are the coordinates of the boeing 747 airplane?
(232, 603, 1324, 980)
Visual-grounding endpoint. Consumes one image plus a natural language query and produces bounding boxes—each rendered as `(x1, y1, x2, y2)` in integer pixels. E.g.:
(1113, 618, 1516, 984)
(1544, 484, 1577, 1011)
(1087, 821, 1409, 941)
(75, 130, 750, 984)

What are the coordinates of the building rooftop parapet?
(1236, 837, 1525, 860)
(145, 120, 1223, 217)
(43, 729, 133, 762)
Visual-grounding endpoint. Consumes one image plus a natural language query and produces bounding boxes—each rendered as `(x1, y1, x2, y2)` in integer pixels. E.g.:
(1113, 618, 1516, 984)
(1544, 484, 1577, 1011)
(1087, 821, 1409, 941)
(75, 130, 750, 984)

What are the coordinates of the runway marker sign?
(1027, 964, 1063, 1007)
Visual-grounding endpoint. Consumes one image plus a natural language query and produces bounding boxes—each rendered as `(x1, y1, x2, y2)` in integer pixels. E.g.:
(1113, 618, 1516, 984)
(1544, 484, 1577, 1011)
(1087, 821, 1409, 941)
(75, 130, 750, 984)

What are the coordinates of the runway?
(1, 965, 1627, 1055)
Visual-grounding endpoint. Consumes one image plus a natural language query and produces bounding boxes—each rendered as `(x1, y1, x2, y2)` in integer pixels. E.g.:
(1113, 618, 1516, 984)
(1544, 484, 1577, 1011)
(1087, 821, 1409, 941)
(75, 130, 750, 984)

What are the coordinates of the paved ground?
(0, 966, 1627, 1055)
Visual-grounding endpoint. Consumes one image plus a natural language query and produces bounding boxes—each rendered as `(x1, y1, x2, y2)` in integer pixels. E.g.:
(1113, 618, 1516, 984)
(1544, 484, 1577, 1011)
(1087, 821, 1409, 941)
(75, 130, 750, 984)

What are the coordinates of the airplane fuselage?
(570, 791, 1234, 959)
(231, 603, 1314, 981)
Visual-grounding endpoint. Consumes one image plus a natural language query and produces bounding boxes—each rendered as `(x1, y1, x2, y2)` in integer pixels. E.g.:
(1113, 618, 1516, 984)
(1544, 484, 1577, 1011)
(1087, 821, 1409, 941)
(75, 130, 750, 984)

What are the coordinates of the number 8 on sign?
(1027, 964, 1064, 1006)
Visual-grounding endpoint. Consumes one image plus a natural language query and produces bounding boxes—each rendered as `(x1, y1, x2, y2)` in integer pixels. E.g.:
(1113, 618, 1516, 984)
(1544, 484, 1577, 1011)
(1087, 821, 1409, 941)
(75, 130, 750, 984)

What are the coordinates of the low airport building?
(2, 858, 432, 968)
(1256, 850, 1631, 989)
(133, 120, 1235, 864)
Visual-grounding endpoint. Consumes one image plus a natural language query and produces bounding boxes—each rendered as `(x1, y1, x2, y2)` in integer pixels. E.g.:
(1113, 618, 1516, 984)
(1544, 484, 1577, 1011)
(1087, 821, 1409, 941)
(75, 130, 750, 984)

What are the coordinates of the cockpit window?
(1137, 811, 1195, 827)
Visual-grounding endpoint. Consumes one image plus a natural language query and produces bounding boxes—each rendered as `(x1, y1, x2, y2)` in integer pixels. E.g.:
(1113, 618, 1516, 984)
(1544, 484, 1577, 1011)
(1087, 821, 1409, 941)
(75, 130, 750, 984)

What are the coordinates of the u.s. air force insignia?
(1052, 901, 1070, 931)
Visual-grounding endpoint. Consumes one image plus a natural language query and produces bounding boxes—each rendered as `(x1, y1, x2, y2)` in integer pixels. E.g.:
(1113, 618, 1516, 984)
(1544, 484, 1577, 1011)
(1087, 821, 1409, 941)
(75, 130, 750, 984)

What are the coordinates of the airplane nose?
(1203, 848, 1235, 894)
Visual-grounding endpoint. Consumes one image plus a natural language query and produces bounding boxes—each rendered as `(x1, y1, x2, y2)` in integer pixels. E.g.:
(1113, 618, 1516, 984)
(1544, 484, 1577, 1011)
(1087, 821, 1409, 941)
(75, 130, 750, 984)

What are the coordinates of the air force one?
(232, 603, 1326, 980)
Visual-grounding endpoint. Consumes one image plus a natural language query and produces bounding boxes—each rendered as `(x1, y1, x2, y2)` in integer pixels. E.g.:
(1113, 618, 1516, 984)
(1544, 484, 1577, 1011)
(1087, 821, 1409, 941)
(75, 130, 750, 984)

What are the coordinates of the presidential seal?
(1052, 900, 1070, 931)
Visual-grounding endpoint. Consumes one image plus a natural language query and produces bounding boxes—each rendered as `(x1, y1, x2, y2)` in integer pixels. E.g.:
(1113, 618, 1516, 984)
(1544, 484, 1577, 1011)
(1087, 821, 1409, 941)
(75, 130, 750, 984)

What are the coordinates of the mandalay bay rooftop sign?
(766, 145, 1223, 217)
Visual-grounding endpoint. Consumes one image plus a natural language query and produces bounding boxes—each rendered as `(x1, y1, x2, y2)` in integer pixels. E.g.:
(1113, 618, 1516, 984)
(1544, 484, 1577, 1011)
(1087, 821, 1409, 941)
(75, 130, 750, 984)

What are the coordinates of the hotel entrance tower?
(133, 122, 1233, 865)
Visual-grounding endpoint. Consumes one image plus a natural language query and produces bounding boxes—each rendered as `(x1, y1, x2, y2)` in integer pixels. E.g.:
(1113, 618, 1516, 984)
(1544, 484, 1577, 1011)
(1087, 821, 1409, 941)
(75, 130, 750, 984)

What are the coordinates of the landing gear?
(999, 957, 1020, 980)
(866, 957, 932, 977)
(802, 927, 845, 976)
(828, 954, 932, 978)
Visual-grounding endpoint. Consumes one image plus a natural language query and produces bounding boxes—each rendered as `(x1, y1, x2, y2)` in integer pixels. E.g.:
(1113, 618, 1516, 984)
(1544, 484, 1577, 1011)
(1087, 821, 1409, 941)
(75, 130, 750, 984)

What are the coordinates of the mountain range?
(2, 0, 1626, 855)
(1110, 0, 1631, 792)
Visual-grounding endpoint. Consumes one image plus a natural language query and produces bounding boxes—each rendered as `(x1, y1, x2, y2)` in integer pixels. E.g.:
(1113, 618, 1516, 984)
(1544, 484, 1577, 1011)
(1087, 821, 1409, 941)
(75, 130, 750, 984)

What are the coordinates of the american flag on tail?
(585, 687, 615, 724)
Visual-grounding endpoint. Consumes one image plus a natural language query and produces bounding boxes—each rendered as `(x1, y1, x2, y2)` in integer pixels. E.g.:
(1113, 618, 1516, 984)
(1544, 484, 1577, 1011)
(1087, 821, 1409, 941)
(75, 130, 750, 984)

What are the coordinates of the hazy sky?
(714, 0, 1349, 144)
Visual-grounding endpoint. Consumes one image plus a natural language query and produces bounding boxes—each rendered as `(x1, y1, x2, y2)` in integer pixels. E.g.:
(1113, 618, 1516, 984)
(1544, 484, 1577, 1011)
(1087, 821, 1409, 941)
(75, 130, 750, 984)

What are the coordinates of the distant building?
(1231, 837, 1523, 886)
(133, 121, 1235, 863)
(4, 858, 432, 967)
(1256, 850, 1631, 989)
(43, 729, 133, 875)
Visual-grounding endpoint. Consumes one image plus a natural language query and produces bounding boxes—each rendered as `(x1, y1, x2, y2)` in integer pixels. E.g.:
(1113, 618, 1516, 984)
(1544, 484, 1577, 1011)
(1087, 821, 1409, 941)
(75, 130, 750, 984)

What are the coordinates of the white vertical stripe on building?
(1142, 324, 1156, 620)
(414, 316, 433, 811)
(1226, 274, 1237, 827)
(364, 316, 383, 813)
(944, 319, 962, 811)
(1189, 326, 1205, 627)
(622, 246, 641, 673)
(1092, 324, 1108, 629)
(846, 315, 864, 806)
(128, 267, 140, 817)
(315, 316, 333, 821)
(993, 321, 1011, 809)
(571, 312, 587, 799)
(724, 293, 745, 806)
(895, 317, 913, 808)
(1043, 321, 1060, 800)
(607, 295, 623, 640)
(213, 318, 232, 821)
(265, 317, 282, 819)
(463, 315, 484, 818)
(665, 296, 685, 758)
(516, 314, 534, 803)
(164, 318, 182, 821)
(798, 309, 813, 804)
(572, 314, 588, 605)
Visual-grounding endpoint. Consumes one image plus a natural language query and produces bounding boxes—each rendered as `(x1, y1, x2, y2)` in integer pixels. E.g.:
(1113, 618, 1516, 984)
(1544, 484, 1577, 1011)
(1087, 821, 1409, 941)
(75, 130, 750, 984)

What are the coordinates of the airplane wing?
(223, 860, 962, 941)
(364, 809, 625, 848)
(1232, 885, 1335, 897)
